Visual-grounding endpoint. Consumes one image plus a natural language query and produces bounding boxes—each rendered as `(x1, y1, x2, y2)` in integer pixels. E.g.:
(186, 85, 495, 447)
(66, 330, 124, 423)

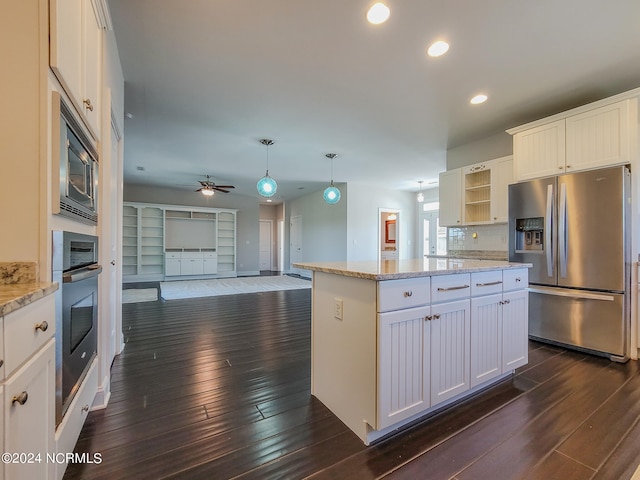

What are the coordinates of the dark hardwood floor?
(64, 286, 640, 480)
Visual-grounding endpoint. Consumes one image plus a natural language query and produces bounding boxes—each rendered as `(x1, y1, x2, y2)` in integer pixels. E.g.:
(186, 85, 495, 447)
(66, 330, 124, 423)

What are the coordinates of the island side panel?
(311, 271, 378, 443)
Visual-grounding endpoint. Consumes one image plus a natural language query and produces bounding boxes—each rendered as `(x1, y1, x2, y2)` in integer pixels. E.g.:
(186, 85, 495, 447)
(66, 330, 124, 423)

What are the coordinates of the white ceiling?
(109, 0, 640, 203)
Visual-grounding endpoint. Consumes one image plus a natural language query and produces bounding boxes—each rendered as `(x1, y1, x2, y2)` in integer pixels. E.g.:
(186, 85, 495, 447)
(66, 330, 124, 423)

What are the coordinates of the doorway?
(259, 220, 273, 271)
(421, 210, 447, 257)
(379, 208, 400, 261)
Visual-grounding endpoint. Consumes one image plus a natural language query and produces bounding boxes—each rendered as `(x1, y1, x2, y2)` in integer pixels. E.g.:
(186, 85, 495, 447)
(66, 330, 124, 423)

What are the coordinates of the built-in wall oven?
(52, 91, 99, 225)
(52, 231, 101, 426)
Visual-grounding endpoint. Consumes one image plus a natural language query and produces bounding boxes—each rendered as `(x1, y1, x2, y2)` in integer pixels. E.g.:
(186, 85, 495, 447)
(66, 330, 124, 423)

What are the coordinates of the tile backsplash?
(448, 224, 508, 252)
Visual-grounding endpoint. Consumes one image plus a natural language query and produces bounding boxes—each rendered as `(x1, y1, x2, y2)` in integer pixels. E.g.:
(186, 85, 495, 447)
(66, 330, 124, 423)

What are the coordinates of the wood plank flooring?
(64, 286, 640, 480)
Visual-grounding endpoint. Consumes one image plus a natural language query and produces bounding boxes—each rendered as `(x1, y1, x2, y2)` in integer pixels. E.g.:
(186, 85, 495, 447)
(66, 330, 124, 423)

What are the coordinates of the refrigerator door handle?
(528, 286, 615, 302)
(545, 184, 554, 278)
(559, 182, 567, 278)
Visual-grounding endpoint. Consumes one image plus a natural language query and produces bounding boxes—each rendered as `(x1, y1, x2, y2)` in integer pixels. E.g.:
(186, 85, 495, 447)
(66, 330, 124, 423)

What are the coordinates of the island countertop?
(293, 258, 532, 281)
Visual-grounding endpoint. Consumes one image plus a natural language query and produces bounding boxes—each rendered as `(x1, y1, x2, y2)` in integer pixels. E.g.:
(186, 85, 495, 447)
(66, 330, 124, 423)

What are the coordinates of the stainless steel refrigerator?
(508, 165, 631, 362)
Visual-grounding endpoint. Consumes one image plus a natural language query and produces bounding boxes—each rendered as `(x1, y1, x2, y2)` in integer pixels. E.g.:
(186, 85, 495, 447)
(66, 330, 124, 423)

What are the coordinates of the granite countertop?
(0, 262, 58, 316)
(293, 258, 532, 281)
(0, 282, 59, 317)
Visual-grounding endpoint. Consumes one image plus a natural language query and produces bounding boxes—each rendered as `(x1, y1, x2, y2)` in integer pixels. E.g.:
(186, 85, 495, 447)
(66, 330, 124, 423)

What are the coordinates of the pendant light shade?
(323, 153, 341, 205)
(417, 180, 424, 202)
(257, 139, 277, 197)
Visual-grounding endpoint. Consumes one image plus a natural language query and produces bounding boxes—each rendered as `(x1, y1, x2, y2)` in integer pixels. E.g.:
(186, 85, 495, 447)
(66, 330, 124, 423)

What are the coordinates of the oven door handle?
(63, 265, 102, 283)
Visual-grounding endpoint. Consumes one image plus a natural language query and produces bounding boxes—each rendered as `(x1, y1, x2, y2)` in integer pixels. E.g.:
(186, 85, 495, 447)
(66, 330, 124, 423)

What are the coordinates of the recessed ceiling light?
(427, 40, 449, 57)
(470, 94, 488, 105)
(367, 3, 390, 25)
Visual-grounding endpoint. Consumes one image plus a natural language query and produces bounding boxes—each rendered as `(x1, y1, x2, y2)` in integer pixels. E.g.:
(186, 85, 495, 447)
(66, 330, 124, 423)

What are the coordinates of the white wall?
(286, 183, 348, 267)
(124, 184, 261, 275)
(446, 131, 513, 170)
(346, 183, 417, 261)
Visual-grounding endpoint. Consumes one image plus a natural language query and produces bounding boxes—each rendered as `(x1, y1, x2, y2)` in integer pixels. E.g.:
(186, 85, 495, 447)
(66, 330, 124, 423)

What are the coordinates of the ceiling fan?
(195, 175, 235, 196)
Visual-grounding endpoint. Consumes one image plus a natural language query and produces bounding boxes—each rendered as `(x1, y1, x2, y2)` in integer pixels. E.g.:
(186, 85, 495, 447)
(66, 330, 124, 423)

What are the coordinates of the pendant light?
(417, 180, 424, 202)
(323, 153, 341, 204)
(257, 139, 277, 197)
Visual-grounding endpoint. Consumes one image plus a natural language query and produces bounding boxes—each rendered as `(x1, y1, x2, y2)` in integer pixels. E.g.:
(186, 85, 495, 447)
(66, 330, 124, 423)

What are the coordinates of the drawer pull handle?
(437, 285, 469, 292)
(35, 321, 48, 332)
(476, 281, 503, 287)
(12, 391, 28, 406)
(516, 277, 522, 282)
(403, 291, 413, 297)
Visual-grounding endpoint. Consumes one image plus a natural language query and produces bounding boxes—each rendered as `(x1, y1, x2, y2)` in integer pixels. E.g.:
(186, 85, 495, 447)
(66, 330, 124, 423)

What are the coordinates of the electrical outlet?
(334, 298, 343, 320)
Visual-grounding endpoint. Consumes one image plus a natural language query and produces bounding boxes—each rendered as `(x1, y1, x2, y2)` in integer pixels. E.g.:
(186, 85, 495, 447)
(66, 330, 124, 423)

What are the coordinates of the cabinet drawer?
(165, 252, 181, 260)
(471, 271, 503, 296)
(503, 268, 528, 291)
(431, 274, 471, 303)
(181, 252, 204, 260)
(378, 278, 430, 313)
(4, 295, 55, 377)
(203, 252, 218, 259)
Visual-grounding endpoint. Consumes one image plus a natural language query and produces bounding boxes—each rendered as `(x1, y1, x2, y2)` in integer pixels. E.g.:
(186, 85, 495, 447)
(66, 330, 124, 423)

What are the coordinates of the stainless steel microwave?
(52, 92, 99, 225)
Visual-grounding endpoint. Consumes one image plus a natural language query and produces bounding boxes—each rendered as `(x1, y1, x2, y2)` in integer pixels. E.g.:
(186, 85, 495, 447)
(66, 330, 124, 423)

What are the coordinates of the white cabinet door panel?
(430, 299, 470, 406)
(502, 290, 529, 371)
(514, 120, 565, 181)
(470, 294, 502, 388)
(378, 306, 430, 429)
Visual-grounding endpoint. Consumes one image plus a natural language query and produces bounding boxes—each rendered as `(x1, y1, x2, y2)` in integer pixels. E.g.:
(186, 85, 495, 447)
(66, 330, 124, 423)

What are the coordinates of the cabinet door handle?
(433, 314, 441, 319)
(437, 285, 469, 292)
(475, 281, 503, 287)
(515, 277, 522, 282)
(503, 299, 511, 304)
(12, 391, 28, 406)
(82, 404, 90, 413)
(403, 291, 413, 297)
(83, 98, 94, 111)
(424, 315, 432, 321)
(35, 321, 48, 332)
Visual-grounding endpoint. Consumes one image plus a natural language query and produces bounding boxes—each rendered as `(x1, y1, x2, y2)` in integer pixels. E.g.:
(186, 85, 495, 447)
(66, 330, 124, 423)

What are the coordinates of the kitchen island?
(293, 258, 531, 445)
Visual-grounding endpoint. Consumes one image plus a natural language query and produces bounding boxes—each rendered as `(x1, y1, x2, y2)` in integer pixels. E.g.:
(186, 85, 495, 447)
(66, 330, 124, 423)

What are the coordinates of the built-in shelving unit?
(140, 207, 164, 276)
(464, 167, 491, 224)
(122, 204, 139, 277)
(217, 211, 236, 274)
(123, 202, 237, 282)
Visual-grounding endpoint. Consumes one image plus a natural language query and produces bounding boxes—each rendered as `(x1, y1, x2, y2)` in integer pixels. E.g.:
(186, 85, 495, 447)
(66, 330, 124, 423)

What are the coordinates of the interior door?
(259, 220, 272, 271)
(290, 215, 303, 275)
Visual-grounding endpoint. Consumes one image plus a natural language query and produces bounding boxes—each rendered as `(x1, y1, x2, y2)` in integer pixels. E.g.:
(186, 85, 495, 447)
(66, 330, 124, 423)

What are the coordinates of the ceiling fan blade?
(214, 185, 235, 189)
(213, 188, 231, 193)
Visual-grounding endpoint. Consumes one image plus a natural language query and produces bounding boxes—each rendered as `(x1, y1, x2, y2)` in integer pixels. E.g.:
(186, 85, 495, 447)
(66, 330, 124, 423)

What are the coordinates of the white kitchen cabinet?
(439, 169, 462, 227)
(501, 289, 529, 371)
(440, 157, 513, 227)
(1, 294, 56, 480)
(565, 100, 630, 173)
(511, 99, 632, 181)
(513, 120, 565, 181)
(491, 156, 514, 223)
(377, 306, 430, 429)
(4, 340, 55, 480)
(50, 0, 103, 139)
(430, 298, 471, 405)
